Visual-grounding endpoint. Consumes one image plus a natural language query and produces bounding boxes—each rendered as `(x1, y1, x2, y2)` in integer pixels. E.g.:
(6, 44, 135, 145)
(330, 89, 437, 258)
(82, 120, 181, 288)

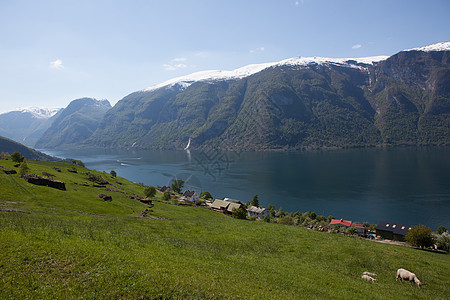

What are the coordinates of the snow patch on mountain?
(404, 41, 450, 52)
(8, 107, 61, 119)
(143, 55, 388, 92)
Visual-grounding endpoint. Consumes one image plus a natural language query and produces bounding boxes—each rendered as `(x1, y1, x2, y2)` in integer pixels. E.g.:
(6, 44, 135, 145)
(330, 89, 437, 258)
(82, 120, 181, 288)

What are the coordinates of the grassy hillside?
(0, 136, 60, 161)
(0, 158, 449, 299)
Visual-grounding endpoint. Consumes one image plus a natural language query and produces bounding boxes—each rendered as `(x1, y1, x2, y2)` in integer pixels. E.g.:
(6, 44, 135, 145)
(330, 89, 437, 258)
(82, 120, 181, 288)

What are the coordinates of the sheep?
(361, 274, 377, 282)
(363, 271, 377, 277)
(396, 268, 422, 287)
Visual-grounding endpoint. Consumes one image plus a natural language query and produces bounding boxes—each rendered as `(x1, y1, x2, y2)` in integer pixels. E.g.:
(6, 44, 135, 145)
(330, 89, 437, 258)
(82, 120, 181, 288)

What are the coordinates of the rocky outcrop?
(22, 174, 66, 190)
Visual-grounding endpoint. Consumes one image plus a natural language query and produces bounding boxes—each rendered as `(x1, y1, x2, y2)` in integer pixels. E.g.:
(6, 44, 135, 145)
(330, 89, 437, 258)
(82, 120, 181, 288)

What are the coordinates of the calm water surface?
(42, 147, 450, 229)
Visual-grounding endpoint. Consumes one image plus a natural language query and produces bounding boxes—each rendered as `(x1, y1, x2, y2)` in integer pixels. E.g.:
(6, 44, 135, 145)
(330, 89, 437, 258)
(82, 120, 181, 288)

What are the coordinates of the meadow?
(0, 158, 449, 299)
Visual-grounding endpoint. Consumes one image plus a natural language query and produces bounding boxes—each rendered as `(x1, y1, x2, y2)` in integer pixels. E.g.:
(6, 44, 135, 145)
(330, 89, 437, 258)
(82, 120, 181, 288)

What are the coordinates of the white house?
(247, 206, 269, 219)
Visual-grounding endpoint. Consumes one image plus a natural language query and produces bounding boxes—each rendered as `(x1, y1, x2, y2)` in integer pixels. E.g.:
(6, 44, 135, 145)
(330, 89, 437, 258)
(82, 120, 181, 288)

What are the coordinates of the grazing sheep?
(363, 271, 377, 277)
(361, 274, 377, 282)
(396, 268, 422, 287)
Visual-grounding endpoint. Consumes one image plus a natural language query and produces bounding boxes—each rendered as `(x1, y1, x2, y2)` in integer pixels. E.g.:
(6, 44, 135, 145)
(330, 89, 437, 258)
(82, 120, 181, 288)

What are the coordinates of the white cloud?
(163, 60, 188, 71)
(352, 44, 362, 49)
(250, 46, 265, 53)
(295, 1, 299, 6)
(50, 59, 64, 69)
(172, 57, 187, 62)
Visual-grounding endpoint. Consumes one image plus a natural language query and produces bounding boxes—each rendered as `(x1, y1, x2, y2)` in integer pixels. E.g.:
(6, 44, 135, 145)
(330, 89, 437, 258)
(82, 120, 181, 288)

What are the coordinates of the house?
(159, 186, 171, 193)
(247, 206, 269, 219)
(376, 221, 411, 242)
(226, 202, 246, 215)
(330, 218, 352, 227)
(210, 199, 246, 215)
(211, 199, 230, 212)
(182, 190, 199, 202)
(352, 222, 366, 236)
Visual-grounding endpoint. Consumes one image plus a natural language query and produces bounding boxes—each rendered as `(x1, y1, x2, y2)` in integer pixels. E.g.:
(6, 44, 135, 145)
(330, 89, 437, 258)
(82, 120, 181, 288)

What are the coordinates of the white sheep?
(396, 268, 422, 287)
(361, 274, 377, 282)
(363, 271, 377, 277)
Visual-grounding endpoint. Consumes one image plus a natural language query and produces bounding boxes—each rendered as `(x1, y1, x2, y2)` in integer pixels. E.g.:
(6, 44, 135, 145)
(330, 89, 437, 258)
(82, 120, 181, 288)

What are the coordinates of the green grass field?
(0, 158, 449, 299)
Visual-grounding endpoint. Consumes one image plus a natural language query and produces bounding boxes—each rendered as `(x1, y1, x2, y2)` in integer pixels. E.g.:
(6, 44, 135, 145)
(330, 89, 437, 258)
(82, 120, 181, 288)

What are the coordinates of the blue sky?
(0, 0, 449, 113)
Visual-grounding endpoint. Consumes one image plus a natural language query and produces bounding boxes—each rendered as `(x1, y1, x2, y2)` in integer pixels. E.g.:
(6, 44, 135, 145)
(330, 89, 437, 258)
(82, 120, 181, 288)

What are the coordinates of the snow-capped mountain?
(85, 41, 449, 151)
(12, 107, 62, 119)
(143, 55, 389, 93)
(405, 41, 450, 52)
(0, 107, 62, 147)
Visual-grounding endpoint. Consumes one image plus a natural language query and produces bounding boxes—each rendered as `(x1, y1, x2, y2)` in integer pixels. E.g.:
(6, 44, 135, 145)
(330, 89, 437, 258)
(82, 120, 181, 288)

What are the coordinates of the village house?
(247, 206, 269, 219)
(210, 199, 246, 215)
(351, 222, 367, 236)
(376, 221, 411, 242)
(181, 190, 199, 202)
(330, 218, 352, 228)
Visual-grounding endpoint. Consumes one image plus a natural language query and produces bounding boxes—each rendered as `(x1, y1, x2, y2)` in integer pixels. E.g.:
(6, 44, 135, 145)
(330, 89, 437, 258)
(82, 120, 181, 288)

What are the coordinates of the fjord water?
(43, 147, 450, 229)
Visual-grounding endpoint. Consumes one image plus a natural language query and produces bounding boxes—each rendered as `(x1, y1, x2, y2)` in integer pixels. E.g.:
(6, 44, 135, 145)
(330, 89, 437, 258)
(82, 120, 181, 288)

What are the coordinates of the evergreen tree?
(251, 194, 259, 207)
(18, 159, 29, 177)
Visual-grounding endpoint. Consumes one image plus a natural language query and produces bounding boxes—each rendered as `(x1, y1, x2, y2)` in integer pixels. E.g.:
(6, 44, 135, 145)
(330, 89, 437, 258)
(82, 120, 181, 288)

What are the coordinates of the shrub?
(18, 159, 29, 177)
(436, 226, 447, 235)
(232, 208, 247, 219)
(72, 159, 85, 167)
(278, 216, 294, 225)
(163, 191, 171, 201)
(405, 224, 434, 249)
(110, 170, 117, 177)
(200, 191, 213, 200)
(435, 232, 450, 251)
(346, 227, 358, 235)
(144, 186, 156, 198)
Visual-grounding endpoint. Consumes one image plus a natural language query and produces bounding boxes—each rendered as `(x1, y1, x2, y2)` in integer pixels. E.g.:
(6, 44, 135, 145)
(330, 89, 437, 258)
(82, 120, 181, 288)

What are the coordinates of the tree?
(232, 207, 247, 219)
(110, 170, 117, 177)
(18, 159, 29, 177)
(144, 186, 156, 198)
(200, 191, 213, 200)
(435, 232, 450, 251)
(171, 179, 184, 193)
(250, 194, 259, 207)
(163, 191, 171, 201)
(11, 152, 24, 163)
(405, 224, 434, 249)
(72, 159, 85, 167)
(436, 226, 447, 235)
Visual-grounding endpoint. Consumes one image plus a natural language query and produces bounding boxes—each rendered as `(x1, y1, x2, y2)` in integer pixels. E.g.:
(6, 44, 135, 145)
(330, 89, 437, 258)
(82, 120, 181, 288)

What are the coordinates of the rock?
(22, 174, 66, 190)
(97, 194, 112, 201)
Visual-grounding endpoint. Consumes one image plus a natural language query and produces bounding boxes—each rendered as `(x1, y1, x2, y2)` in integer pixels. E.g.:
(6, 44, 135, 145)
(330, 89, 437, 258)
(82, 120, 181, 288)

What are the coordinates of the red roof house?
(330, 218, 352, 227)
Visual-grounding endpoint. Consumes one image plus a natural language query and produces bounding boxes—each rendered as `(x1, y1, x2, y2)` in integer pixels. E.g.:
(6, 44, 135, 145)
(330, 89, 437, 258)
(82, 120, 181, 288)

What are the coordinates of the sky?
(0, 0, 449, 113)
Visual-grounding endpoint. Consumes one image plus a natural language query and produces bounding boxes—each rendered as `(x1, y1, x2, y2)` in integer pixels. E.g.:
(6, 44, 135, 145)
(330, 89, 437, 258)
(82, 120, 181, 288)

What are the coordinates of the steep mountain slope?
(87, 42, 449, 150)
(0, 135, 60, 161)
(0, 107, 61, 147)
(36, 98, 111, 149)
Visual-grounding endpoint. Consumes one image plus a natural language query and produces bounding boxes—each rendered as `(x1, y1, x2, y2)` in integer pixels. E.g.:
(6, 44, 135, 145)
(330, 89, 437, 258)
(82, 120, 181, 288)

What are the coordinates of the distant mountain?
(0, 107, 62, 147)
(86, 42, 449, 150)
(35, 98, 111, 149)
(0, 135, 60, 161)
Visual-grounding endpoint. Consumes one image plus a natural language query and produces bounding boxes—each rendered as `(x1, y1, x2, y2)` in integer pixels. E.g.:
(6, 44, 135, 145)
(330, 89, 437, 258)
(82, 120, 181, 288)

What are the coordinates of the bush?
(110, 170, 117, 177)
(163, 191, 171, 201)
(278, 216, 294, 225)
(346, 227, 358, 235)
(405, 224, 434, 249)
(435, 232, 450, 251)
(72, 159, 85, 167)
(144, 186, 156, 198)
(232, 208, 247, 219)
(436, 226, 447, 235)
(200, 191, 213, 200)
